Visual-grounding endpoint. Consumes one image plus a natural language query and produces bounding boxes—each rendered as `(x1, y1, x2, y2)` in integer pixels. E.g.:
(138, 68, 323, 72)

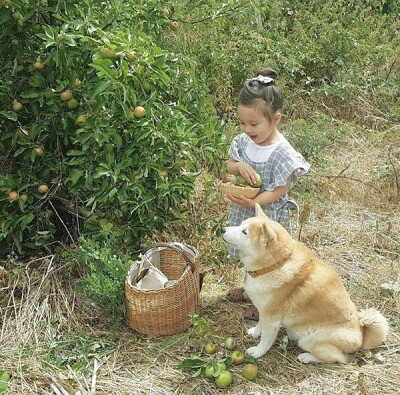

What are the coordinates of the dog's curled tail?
(358, 308, 389, 350)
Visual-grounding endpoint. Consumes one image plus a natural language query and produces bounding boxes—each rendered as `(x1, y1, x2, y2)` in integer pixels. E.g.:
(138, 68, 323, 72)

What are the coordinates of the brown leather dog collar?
(247, 264, 278, 278)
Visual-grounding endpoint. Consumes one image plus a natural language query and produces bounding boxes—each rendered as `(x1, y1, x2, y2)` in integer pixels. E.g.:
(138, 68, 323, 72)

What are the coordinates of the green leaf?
(178, 357, 208, 371)
(91, 81, 110, 100)
(20, 214, 35, 227)
(0, 370, 9, 394)
(67, 169, 84, 185)
(29, 74, 46, 88)
(90, 62, 118, 79)
(20, 92, 41, 98)
(0, 111, 17, 121)
(191, 367, 203, 378)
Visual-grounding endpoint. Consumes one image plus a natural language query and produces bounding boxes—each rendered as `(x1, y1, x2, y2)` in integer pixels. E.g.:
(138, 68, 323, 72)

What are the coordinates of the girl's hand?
(226, 194, 255, 208)
(237, 162, 258, 185)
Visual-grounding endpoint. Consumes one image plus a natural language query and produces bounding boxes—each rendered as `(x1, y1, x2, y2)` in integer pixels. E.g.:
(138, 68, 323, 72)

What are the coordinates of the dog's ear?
(256, 222, 271, 246)
(255, 203, 267, 218)
(258, 222, 278, 247)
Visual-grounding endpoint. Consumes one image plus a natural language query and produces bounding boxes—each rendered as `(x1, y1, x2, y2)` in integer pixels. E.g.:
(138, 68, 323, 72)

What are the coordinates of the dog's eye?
(242, 229, 247, 235)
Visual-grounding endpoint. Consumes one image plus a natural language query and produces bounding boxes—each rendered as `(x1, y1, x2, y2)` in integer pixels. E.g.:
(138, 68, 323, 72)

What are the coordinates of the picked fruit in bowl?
(219, 173, 262, 198)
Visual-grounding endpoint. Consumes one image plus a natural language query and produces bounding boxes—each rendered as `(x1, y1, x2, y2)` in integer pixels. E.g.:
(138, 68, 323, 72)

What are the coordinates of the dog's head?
(222, 204, 294, 266)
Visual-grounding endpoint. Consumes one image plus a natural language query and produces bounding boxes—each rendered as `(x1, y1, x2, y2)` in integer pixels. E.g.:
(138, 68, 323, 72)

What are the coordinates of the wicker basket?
(220, 183, 260, 198)
(125, 243, 200, 336)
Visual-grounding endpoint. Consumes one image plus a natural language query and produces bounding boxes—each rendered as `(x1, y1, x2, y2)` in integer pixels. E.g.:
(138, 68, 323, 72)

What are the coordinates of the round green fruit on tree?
(242, 363, 258, 381)
(34, 61, 43, 70)
(8, 191, 19, 201)
(12, 100, 22, 112)
(67, 99, 79, 109)
(108, 49, 117, 59)
(224, 337, 237, 350)
(11, 39, 19, 46)
(215, 370, 233, 388)
(61, 90, 72, 101)
(73, 78, 82, 87)
(76, 115, 87, 124)
(204, 343, 217, 355)
(44, 90, 54, 99)
(34, 147, 44, 157)
(37, 184, 49, 194)
(12, 12, 22, 20)
(100, 47, 111, 57)
(127, 109, 135, 119)
(20, 194, 28, 203)
(127, 51, 136, 60)
(203, 364, 216, 379)
(134, 106, 146, 118)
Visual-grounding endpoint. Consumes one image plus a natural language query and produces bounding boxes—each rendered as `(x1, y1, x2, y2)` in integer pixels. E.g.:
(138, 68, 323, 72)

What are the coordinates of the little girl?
(225, 68, 310, 318)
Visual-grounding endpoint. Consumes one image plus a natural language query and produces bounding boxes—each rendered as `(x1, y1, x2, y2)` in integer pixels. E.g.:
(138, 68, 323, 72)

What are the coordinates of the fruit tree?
(0, 0, 226, 255)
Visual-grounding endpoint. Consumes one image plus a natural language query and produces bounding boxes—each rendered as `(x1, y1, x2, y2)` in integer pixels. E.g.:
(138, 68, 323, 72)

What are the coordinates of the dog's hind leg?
(298, 344, 350, 364)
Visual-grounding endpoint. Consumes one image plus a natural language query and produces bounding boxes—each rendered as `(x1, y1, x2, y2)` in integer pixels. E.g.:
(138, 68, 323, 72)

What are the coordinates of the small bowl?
(219, 183, 260, 199)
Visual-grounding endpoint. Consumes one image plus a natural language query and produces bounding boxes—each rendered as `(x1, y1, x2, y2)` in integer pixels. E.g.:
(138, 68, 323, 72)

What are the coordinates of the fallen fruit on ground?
(38, 185, 49, 194)
(215, 370, 233, 388)
(203, 364, 215, 378)
(231, 350, 245, 365)
(162, 8, 170, 17)
(170, 21, 179, 30)
(204, 343, 217, 355)
(224, 337, 237, 350)
(215, 360, 227, 372)
(242, 363, 258, 381)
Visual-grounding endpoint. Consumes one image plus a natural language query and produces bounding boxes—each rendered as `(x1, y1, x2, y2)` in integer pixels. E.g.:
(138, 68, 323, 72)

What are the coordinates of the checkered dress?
(227, 132, 310, 258)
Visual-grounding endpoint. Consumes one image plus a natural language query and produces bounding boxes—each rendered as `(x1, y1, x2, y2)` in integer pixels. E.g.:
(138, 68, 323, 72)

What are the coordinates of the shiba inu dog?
(221, 204, 389, 363)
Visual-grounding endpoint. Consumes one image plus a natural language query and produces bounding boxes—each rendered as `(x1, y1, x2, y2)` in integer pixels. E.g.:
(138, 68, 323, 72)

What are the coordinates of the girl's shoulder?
(232, 132, 251, 147)
(273, 135, 300, 157)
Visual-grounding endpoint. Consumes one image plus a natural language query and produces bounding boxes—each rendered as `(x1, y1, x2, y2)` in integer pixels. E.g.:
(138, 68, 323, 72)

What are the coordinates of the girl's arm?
(227, 176, 291, 208)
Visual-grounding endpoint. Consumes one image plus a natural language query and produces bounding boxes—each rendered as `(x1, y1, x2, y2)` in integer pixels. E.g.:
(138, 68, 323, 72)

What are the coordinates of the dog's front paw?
(247, 326, 261, 338)
(246, 346, 266, 359)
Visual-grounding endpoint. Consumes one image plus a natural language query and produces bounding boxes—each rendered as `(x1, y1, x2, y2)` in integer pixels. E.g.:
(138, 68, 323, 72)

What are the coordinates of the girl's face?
(237, 104, 281, 146)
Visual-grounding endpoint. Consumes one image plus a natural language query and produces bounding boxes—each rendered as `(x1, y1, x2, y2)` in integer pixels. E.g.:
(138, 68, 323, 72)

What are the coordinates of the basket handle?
(142, 243, 196, 273)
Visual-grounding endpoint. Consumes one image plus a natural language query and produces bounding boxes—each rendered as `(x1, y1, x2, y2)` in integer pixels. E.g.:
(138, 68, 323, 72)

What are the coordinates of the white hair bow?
(247, 75, 274, 85)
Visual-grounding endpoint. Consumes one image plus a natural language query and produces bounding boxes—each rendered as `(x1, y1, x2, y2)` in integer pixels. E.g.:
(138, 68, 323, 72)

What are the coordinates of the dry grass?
(1, 125, 399, 394)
